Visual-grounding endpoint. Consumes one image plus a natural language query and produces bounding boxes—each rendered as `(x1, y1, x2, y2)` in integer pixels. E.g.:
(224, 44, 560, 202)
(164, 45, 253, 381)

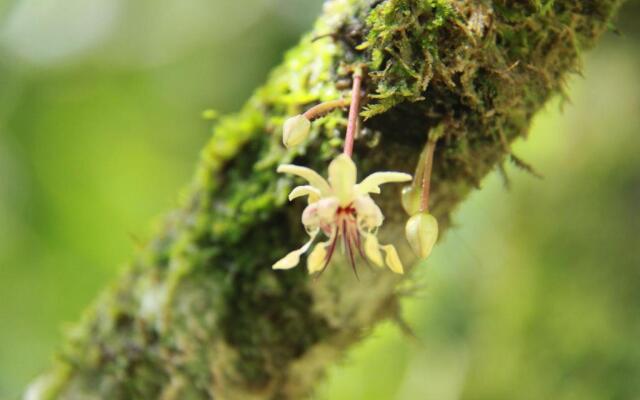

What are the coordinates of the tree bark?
(26, 0, 622, 399)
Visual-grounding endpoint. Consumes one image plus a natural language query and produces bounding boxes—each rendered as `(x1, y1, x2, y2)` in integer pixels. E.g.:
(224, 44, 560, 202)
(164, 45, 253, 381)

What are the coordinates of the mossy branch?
(26, 0, 622, 399)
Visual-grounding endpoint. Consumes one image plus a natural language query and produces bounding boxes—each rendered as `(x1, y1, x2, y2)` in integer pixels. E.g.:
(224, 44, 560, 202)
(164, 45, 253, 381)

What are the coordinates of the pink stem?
(344, 70, 363, 157)
(420, 139, 436, 213)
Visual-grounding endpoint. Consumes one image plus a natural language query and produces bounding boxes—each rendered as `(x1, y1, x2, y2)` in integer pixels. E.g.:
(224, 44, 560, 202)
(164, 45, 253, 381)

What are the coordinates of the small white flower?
(282, 114, 311, 148)
(273, 154, 412, 275)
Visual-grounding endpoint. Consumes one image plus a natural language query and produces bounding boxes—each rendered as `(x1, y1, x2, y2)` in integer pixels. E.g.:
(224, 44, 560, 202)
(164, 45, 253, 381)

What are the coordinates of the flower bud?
(405, 212, 438, 259)
(401, 185, 421, 216)
(282, 114, 311, 148)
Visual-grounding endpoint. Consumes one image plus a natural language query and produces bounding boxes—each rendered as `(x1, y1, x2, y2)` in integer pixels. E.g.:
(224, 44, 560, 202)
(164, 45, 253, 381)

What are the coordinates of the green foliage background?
(0, 1, 638, 398)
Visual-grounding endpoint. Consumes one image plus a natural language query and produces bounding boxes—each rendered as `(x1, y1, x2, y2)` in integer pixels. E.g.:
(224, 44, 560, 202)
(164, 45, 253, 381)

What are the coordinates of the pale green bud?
(405, 212, 438, 259)
(401, 185, 421, 216)
(282, 114, 311, 148)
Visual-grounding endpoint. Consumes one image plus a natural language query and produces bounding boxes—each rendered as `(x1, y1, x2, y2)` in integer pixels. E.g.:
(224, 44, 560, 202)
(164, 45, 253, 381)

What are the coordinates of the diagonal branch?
(27, 0, 622, 399)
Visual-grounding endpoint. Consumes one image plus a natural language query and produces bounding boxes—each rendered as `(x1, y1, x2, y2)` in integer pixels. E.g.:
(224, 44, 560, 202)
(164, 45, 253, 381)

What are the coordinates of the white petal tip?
(272, 252, 301, 270)
(273, 263, 296, 270)
(357, 172, 413, 195)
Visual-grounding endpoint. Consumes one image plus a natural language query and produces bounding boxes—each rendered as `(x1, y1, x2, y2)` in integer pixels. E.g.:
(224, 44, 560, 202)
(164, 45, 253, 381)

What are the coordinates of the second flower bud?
(405, 212, 439, 260)
(282, 114, 311, 148)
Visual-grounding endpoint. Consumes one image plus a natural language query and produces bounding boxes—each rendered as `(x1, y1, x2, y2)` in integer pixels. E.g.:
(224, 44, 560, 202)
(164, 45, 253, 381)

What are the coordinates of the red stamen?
(316, 230, 339, 278)
(313, 205, 363, 279)
(354, 229, 368, 264)
(343, 220, 359, 280)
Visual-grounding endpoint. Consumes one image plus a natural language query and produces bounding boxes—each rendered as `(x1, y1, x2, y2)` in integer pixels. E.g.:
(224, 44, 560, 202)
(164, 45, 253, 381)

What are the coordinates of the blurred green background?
(0, 1, 638, 399)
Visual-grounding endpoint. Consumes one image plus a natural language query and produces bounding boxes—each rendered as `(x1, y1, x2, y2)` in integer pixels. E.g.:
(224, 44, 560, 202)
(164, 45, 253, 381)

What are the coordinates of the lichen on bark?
(26, 0, 622, 399)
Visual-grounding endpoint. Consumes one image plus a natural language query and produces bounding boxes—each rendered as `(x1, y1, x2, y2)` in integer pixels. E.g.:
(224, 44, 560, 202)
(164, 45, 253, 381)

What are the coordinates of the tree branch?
(27, 0, 622, 399)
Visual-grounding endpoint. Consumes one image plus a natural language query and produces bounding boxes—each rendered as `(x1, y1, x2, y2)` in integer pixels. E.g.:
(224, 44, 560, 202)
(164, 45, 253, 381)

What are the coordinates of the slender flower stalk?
(420, 139, 436, 213)
(303, 98, 350, 121)
(343, 68, 363, 157)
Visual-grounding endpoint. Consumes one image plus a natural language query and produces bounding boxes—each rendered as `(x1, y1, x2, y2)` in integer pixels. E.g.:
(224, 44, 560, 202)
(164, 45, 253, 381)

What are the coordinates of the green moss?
(359, 0, 455, 117)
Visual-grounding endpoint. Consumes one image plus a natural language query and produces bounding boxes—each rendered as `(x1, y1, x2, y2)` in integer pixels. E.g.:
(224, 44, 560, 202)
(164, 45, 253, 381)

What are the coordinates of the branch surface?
(27, 0, 622, 399)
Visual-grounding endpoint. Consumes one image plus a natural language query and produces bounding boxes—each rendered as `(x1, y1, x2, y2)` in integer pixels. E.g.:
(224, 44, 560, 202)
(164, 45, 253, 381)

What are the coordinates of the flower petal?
(381, 244, 404, 274)
(316, 197, 339, 221)
(273, 233, 317, 270)
(356, 172, 412, 195)
(301, 198, 338, 233)
(354, 196, 384, 231)
(328, 154, 357, 204)
(364, 234, 384, 267)
(277, 164, 330, 194)
(301, 203, 320, 232)
(289, 185, 321, 203)
(307, 243, 328, 274)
